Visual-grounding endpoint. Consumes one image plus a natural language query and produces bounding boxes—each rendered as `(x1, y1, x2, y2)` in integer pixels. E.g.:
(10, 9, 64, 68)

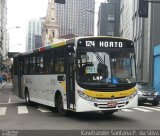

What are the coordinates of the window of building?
(108, 14, 115, 21)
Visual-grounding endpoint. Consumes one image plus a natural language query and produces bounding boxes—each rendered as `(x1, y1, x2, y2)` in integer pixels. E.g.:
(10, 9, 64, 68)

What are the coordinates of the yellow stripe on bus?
(51, 41, 65, 48)
(83, 87, 136, 99)
(59, 81, 66, 92)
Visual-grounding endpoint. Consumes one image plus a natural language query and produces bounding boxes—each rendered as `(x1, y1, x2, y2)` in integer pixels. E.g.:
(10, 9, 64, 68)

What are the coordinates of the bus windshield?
(76, 50, 136, 85)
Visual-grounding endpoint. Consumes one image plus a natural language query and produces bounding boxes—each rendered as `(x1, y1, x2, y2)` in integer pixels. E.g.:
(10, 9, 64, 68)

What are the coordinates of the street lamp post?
(0, 26, 20, 49)
(0, 44, 21, 73)
(0, 26, 20, 73)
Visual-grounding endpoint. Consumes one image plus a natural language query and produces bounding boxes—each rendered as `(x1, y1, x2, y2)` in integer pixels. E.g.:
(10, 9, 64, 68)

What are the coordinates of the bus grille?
(95, 101, 127, 109)
(96, 96, 126, 100)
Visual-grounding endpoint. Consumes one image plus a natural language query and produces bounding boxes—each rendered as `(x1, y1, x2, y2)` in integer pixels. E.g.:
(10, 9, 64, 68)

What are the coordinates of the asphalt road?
(0, 83, 160, 136)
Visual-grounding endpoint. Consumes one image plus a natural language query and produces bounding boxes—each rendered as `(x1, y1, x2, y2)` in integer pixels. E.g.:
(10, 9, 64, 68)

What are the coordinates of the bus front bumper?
(76, 95, 138, 112)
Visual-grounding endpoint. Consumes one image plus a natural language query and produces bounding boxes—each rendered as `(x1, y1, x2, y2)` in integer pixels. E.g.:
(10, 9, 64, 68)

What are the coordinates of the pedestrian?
(0, 74, 3, 85)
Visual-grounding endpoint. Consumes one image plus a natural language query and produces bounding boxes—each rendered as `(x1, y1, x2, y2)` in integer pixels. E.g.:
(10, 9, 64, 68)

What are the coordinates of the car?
(136, 82, 160, 106)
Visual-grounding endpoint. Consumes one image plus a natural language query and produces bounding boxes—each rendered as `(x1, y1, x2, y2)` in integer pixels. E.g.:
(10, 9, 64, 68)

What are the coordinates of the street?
(0, 83, 160, 136)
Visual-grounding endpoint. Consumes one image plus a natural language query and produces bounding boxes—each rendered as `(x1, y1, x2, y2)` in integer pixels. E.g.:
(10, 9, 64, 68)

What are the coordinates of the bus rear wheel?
(57, 95, 67, 116)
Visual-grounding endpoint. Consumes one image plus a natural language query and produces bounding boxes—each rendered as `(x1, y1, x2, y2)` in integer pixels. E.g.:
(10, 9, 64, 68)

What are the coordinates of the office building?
(120, 0, 160, 93)
(26, 18, 42, 51)
(0, 0, 7, 71)
(55, 0, 95, 37)
(97, 0, 120, 36)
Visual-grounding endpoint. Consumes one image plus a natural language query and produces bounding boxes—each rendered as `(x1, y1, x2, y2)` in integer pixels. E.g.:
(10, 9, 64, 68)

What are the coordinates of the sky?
(7, 0, 105, 53)
(7, 0, 48, 52)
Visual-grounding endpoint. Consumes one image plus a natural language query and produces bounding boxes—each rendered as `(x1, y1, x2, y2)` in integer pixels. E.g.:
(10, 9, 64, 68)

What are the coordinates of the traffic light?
(55, 0, 65, 4)
(138, 0, 148, 18)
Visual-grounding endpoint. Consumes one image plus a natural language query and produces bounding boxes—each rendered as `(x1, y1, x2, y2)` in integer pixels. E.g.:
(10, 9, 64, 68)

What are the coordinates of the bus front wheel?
(102, 110, 117, 116)
(57, 95, 67, 116)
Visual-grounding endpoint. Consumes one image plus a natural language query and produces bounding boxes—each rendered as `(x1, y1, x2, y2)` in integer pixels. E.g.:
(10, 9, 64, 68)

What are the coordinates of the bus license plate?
(107, 101, 117, 107)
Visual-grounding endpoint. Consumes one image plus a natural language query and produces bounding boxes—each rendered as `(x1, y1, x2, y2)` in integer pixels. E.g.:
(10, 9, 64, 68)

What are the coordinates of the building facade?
(0, 0, 7, 72)
(119, 0, 133, 39)
(120, 0, 149, 82)
(42, 0, 59, 46)
(150, 3, 160, 92)
(98, 0, 120, 36)
(55, 0, 95, 37)
(26, 18, 42, 51)
(120, 0, 160, 92)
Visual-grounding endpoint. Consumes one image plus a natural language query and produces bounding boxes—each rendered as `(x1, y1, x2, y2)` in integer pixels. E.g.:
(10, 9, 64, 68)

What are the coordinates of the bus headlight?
(154, 92, 159, 96)
(77, 90, 96, 101)
(127, 91, 137, 99)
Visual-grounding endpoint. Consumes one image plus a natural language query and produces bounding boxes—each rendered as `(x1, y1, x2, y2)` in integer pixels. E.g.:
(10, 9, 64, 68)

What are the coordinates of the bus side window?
(50, 59, 55, 73)
(30, 56, 36, 74)
(55, 61, 59, 73)
(36, 55, 44, 74)
(55, 48, 64, 74)
(24, 57, 29, 74)
(60, 58, 64, 73)
(44, 51, 51, 74)
(50, 49, 55, 74)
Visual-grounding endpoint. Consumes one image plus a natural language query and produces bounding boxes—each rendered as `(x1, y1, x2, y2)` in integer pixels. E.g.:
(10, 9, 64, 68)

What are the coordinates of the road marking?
(121, 109, 133, 112)
(0, 107, 7, 115)
(0, 102, 25, 105)
(140, 106, 160, 111)
(134, 107, 152, 112)
(8, 95, 11, 103)
(37, 107, 52, 113)
(17, 106, 28, 114)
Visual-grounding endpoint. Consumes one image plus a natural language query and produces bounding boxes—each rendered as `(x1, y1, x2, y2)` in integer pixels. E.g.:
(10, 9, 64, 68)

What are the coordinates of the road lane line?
(133, 107, 152, 112)
(121, 109, 133, 112)
(17, 106, 28, 114)
(0, 107, 7, 115)
(0, 102, 25, 105)
(8, 94, 11, 103)
(140, 106, 160, 111)
(37, 107, 52, 113)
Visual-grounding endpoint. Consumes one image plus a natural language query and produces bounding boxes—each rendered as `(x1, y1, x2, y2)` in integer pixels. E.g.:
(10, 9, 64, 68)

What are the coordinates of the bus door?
(66, 45, 75, 109)
(17, 58, 22, 98)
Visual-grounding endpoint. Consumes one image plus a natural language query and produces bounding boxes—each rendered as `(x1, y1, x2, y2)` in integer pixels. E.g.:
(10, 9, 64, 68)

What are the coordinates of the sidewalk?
(0, 82, 7, 89)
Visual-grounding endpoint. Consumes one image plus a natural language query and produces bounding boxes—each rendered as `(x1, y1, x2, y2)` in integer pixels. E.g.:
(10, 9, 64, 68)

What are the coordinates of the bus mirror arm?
(69, 53, 76, 65)
(69, 57, 74, 65)
(136, 63, 141, 73)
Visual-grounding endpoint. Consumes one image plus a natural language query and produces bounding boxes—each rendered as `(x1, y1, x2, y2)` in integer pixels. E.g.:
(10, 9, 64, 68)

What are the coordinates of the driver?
(97, 63, 110, 83)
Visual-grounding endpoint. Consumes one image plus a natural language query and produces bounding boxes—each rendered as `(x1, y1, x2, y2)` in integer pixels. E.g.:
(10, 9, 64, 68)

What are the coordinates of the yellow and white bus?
(13, 36, 137, 115)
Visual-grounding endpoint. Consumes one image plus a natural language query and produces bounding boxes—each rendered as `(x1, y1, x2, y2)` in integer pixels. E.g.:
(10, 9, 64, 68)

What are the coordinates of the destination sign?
(86, 41, 123, 48)
(77, 38, 134, 49)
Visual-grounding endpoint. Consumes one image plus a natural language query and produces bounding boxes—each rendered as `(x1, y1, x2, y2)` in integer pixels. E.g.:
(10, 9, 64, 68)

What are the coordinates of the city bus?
(13, 36, 138, 115)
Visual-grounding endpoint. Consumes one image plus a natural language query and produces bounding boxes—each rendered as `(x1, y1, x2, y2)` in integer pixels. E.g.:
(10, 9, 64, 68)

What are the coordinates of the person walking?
(0, 74, 3, 85)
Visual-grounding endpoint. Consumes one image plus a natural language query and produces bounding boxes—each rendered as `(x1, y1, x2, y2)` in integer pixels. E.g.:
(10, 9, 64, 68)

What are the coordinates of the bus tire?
(57, 95, 67, 116)
(25, 90, 32, 106)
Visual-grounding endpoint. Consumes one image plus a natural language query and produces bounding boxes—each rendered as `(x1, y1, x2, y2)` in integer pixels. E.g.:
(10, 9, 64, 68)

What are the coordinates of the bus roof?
(13, 36, 133, 58)
(75, 36, 133, 42)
